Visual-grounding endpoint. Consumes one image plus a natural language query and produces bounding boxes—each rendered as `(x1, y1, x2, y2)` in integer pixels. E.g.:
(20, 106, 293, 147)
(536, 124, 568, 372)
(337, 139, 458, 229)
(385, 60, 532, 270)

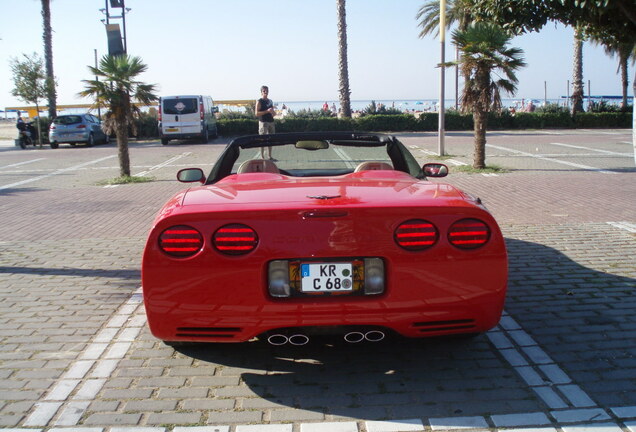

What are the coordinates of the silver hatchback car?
(49, 114, 110, 148)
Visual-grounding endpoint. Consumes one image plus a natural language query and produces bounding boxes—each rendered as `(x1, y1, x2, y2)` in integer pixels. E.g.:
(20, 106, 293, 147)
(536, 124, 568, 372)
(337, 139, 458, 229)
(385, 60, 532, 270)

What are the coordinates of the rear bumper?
(143, 278, 507, 343)
(49, 132, 90, 143)
(160, 132, 203, 141)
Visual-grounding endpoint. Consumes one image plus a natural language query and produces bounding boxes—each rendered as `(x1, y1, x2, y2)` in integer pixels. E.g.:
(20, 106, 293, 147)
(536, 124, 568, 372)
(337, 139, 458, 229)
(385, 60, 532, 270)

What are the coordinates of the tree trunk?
(473, 109, 487, 169)
(41, 0, 56, 120)
(117, 122, 131, 177)
(632, 68, 636, 166)
(336, 0, 352, 118)
(35, 102, 43, 147)
(620, 50, 628, 110)
(571, 27, 584, 115)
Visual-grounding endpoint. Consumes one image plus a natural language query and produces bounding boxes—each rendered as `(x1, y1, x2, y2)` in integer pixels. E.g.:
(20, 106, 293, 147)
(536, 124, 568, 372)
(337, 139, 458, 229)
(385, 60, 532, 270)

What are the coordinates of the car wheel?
(201, 127, 209, 144)
(86, 134, 94, 147)
(161, 138, 169, 145)
(50, 141, 59, 149)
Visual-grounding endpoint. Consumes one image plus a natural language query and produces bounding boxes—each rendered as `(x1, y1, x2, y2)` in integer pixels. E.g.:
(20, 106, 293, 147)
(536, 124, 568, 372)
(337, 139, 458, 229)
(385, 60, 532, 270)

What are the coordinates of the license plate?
(300, 263, 353, 293)
(166, 127, 179, 132)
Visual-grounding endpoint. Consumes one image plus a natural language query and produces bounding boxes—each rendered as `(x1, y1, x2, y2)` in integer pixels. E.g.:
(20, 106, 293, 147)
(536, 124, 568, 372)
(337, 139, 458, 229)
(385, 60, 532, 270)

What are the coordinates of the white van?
(159, 95, 218, 145)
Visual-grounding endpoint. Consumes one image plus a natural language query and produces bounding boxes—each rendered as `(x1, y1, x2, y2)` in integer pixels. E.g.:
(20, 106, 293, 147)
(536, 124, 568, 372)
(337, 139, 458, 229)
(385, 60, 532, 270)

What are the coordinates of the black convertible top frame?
(205, 131, 421, 184)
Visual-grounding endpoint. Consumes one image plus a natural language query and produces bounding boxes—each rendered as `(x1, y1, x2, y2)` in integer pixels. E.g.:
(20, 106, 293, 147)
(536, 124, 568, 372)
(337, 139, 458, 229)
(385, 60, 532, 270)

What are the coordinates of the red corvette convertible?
(142, 132, 507, 345)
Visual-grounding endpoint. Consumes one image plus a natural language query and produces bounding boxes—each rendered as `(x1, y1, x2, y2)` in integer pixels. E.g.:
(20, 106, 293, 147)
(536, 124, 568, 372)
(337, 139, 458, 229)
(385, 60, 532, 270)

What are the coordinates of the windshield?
(232, 142, 394, 176)
(163, 98, 198, 115)
(53, 116, 82, 125)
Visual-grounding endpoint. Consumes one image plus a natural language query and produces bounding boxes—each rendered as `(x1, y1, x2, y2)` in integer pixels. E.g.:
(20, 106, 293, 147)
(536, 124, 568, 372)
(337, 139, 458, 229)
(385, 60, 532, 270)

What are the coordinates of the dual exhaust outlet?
(266, 330, 385, 346)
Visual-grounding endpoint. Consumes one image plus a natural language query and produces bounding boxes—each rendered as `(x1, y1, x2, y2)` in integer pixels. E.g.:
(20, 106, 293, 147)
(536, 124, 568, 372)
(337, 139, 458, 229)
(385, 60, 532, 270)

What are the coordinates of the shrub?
(535, 103, 569, 114)
(573, 112, 632, 128)
(218, 118, 258, 136)
(354, 114, 418, 131)
(218, 108, 254, 120)
(134, 112, 159, 138)
(588, 100, 622, 113)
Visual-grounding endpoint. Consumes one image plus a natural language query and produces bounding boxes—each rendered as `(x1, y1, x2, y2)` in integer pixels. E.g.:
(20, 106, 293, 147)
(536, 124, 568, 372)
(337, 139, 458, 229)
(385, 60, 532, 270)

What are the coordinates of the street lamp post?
(438, 0, 446, 156)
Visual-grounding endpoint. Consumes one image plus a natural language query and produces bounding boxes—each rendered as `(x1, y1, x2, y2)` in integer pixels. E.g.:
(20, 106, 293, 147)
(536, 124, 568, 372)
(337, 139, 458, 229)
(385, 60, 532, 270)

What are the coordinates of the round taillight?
(159, 225, 203, 258)
(448, 218, 490, 249)
(213, 224, 258, 255)
(394, 219, 438, 251)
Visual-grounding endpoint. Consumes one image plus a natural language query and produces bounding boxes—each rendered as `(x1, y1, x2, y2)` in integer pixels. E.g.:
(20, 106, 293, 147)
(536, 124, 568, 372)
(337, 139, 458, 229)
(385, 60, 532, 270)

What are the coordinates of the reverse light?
(213, 224, 258, 255)
(448, 218, 490, 249)
(159, 225, 203, 258)
(268, 260, 291, 297)
(394, 219, 438, 251)
(364, 258, 385, 295)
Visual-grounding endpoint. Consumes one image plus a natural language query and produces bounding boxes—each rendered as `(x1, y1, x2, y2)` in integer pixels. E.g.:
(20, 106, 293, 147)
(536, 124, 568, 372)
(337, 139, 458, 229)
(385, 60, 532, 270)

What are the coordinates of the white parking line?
(136, 152, 191, 177)
(447, 159, 468, 166)
(486, 144, 616, 174)
(0, 155, 117, 191)
(0, 158, 46, 170)
(549, 142, 632, 157)
(22, 288, 144, 427)
(333, 147, 358, 169)
(607, 222, 636, 233)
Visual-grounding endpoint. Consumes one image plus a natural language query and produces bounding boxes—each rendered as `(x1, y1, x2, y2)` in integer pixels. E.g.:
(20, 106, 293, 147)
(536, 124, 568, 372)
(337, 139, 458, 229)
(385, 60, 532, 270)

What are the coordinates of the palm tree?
(451, 22, 526, 168)
(416, 0, 473, 38)
(590, 37, 635, 110)
(79, 55, 157, 177)
(336, 0, 351, 118)
(416, 0, 474, 108)
(41, 0, 57, 120)
(571, 27, 585, 114)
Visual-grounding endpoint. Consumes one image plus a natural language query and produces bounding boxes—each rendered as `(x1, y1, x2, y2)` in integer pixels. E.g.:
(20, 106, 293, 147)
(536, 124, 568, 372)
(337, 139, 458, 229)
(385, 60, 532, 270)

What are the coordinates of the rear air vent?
(412, 319, 476, 333)
(175, 327, 242, 338)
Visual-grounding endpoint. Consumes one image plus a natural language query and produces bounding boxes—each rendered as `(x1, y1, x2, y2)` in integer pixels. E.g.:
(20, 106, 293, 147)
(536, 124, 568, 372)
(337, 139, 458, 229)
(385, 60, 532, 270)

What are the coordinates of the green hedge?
(175, 111, 634, 138)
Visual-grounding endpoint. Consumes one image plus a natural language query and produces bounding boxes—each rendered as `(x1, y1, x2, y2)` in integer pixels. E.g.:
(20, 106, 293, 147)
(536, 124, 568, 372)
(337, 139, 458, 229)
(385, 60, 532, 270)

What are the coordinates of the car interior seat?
(237, 159, 280, 174)
(354, 161, 394, 172)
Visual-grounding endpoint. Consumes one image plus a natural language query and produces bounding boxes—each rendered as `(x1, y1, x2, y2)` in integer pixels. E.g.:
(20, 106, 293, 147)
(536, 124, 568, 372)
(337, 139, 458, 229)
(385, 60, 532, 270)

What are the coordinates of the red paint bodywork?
(142, 170, 507, 343)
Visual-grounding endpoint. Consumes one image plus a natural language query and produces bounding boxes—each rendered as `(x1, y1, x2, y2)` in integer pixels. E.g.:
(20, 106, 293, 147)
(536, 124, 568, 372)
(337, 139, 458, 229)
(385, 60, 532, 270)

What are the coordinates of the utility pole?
(438, 0, 446, 156)
(94, 49, 101, 120)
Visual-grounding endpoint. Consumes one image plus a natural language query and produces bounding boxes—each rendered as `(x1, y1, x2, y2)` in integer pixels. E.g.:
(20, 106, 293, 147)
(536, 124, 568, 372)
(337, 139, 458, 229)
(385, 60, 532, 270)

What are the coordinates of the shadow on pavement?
(167, 237, 636, 417)
(0, 266, 140, 280)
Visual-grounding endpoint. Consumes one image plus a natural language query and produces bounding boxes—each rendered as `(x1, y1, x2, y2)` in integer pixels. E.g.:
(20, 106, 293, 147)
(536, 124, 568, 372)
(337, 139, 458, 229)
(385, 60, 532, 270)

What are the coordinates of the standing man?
(255, 85, 275, 159)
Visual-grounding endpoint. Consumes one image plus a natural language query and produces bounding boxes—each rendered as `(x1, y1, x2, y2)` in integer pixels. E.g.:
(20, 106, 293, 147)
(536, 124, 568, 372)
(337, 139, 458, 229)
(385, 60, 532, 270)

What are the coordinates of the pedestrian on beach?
(255, 85, 275, 159)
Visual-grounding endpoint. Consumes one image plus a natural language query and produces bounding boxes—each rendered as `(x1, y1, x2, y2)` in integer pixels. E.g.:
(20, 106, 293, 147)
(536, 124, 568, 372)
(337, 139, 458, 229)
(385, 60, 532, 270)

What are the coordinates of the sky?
(0, 0, 629, 110)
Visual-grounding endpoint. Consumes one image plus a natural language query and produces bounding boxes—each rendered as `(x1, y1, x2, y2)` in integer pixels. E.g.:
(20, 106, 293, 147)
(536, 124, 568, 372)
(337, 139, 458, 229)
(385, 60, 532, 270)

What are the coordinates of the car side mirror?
(423, 163, 449, 177)
(177, 168, 206, 183)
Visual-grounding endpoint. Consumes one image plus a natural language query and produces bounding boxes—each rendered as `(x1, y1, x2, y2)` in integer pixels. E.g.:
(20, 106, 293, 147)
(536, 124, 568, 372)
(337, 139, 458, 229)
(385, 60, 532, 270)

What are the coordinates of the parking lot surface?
(0, 130, 635, 432)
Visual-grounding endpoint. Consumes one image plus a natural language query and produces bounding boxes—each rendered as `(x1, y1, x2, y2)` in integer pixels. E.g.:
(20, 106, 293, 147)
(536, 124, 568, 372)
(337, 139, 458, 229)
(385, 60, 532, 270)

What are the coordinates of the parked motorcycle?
(17, 122, 38, 149)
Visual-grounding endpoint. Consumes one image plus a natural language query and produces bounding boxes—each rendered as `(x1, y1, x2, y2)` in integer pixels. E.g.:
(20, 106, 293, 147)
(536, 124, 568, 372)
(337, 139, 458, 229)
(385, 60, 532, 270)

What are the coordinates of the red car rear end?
(142, 169, 507, 344)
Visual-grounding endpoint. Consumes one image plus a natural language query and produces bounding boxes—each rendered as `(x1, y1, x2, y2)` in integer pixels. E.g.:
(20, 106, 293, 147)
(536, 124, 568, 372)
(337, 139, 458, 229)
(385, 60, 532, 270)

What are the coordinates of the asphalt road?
(0, 130, 635, 432)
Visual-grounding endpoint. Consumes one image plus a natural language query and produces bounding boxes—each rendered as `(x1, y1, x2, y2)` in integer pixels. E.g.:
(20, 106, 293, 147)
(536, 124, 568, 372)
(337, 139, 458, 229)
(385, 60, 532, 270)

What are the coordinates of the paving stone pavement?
(0, 131, 635, 432)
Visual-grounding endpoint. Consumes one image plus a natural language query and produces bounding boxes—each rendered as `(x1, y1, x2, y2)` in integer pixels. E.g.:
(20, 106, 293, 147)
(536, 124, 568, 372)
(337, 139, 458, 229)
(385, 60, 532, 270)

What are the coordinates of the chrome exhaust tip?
(364, 330, 385, 342)
(288, 334, 310, 346)
(267, 334, 289, 346)
(344, 331, 365, 343)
